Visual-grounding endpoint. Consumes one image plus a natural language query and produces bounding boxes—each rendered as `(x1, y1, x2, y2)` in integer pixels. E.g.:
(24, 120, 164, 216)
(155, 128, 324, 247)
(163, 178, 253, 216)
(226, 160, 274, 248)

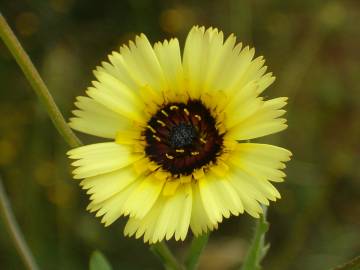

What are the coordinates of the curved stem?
(150, 242, 184, 270)
(0, 11, 181, 270)
(0, 12, 81, 148)
(185, 234, 209, 270)
(0, 177, 40, 270)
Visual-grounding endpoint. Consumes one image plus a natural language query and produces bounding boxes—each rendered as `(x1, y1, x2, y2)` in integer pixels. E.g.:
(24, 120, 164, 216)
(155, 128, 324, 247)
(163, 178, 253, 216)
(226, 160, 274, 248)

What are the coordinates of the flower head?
(67, 26, 292, 243)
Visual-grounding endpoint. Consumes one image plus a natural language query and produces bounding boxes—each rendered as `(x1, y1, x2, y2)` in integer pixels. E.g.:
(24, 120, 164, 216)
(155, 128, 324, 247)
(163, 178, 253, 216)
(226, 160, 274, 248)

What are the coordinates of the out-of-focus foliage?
(0, 0, 359, 269)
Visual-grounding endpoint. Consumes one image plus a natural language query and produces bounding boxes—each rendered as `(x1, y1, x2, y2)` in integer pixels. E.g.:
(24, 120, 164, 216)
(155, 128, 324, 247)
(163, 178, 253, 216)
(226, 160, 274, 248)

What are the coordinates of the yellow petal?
(125, 183, 192, 243)
(68, 142, 142, 179)
(81, 165, 140, 204)
(154, 38, 184, 95)
(229, 143, 292, 182)
(120, 34, 167, 92)
(227, 97, 288, 140)
(122, 175, 165, 219)
(163, 180, 181, 196)
(69, 96, 129, 138)
(190, 182, 218, 236)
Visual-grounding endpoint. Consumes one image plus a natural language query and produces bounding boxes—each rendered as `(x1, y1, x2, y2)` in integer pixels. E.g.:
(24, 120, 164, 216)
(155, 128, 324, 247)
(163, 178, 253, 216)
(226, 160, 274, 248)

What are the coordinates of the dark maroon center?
(144, 100, 224, 176)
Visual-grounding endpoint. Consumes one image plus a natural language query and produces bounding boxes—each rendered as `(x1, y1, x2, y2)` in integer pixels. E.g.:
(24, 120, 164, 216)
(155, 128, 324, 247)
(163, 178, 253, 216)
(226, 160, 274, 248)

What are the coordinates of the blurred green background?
(0, 0, 359, 269)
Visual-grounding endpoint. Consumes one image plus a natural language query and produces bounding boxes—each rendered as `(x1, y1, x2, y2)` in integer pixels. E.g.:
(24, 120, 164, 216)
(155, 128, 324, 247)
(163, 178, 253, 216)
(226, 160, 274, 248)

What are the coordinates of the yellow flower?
(67, 26, 292, 243)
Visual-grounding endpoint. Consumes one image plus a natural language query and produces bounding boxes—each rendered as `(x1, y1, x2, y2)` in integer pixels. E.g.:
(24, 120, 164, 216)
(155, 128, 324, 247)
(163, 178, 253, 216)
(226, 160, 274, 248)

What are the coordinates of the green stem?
(150, 242, 184, 270)
(0, 12, 81, 148)
(185, 234, 209, 270)
(0, 11, 180, 270)
(241, 206, 270, 270)
(0, 177, 40, 270)
(332, 255, 360, 270)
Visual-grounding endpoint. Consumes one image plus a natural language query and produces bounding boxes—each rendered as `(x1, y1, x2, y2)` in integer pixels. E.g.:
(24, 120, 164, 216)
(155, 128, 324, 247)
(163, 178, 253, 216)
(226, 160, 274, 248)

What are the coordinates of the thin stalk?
(0, 11, 181, 270)
(241, 206, 269, 270)
(0, 177, 40, 270)
(332, 255, 360, 270)
(185, 234, 209, 270)
(150, 242, 184, 270)
(0, 12, 81, 148)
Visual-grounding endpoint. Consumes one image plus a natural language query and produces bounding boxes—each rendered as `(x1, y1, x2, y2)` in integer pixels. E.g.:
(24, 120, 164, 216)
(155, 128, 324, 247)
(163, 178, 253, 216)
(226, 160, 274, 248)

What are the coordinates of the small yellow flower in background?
(67, 26, 292, 243)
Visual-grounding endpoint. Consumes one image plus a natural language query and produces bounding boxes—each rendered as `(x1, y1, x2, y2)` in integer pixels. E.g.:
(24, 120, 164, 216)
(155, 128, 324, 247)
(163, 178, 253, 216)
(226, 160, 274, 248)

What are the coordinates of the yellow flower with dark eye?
(67, 26, 292, 243)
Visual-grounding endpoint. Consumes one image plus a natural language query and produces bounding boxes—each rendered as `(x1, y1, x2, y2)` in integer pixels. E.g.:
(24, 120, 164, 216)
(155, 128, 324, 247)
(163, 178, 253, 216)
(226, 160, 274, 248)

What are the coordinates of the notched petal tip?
(73, 174, 83, 180)
(66, 148, 77, 156)
(139, 33, 147, 40)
